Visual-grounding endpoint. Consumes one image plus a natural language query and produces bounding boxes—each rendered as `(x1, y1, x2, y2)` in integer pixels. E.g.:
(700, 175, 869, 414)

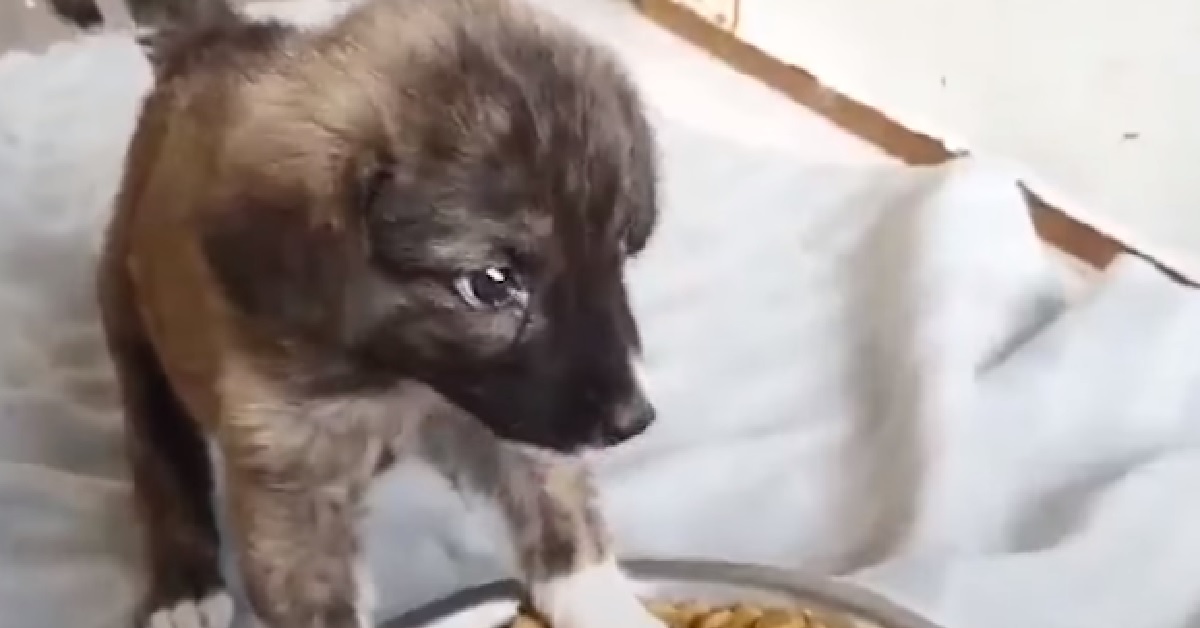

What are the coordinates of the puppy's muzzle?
(597, 389, 656, 446)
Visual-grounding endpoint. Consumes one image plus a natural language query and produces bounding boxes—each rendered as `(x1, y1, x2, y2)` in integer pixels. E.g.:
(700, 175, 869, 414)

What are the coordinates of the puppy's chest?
(225, 393, 409, 480)
(217, 370, 462, 486)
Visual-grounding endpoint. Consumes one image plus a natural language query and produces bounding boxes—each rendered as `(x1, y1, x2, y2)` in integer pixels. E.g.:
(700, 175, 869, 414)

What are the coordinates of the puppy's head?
(199, 0, 658, 453)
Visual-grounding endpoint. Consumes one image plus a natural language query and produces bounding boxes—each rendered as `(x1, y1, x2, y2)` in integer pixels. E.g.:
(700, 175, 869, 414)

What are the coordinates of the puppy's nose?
(600, 394, 656, 445)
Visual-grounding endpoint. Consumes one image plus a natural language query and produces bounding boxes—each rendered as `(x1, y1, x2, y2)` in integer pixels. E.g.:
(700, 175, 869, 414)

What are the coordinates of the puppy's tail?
(45, 0, 236, 32)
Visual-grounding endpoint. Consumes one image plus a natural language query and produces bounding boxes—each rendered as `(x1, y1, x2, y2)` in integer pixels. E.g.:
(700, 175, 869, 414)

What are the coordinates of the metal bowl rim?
(380, 558, 943, 628)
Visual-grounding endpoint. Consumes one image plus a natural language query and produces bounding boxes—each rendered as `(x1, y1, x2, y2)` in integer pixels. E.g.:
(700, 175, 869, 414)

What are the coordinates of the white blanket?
(4, 24, 1200, 628)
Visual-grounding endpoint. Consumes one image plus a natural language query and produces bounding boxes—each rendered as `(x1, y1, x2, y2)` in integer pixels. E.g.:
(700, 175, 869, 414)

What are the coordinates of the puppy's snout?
(600, 391, 656, 446)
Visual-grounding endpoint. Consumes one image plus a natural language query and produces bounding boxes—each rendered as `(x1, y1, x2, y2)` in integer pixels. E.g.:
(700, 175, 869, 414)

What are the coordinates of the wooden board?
(637, 0, 1191, 284)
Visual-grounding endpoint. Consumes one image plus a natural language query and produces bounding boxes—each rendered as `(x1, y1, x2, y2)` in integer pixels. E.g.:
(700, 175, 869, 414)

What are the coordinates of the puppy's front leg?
(498, 449, 665, 628)
(225, 463, 375, 628)
(218, 394, 380, 628)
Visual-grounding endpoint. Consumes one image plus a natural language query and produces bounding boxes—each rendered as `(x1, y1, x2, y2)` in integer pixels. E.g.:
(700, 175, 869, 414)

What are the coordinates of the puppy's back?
(101, 2, 297, 427)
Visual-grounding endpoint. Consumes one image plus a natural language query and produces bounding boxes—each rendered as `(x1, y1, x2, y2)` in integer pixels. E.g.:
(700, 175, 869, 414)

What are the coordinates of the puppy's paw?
(146, 591, 235, 628)
(530, 558, 666, 628)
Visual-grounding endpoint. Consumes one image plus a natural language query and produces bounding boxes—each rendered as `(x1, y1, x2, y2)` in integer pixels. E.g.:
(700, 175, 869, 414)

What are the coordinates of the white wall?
(733, 0, 1200, 277)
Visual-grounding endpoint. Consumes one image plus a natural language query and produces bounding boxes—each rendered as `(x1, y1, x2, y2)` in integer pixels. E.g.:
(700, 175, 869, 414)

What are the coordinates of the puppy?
(55, 0, 664, 626)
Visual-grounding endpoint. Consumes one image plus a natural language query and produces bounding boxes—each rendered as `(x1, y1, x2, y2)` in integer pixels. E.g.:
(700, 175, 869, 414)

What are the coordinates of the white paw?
(147, 591, 235, 628)
(355, 557, 377, 628)
(531, 558, 666, 628)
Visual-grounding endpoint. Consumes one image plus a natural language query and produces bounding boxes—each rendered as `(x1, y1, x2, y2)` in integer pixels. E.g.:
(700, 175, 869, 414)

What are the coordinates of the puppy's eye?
(454, 266, 528, 310)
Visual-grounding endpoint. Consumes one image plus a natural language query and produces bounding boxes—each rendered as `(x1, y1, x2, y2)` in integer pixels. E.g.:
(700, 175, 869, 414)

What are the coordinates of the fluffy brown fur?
(78, 0, 663, 626)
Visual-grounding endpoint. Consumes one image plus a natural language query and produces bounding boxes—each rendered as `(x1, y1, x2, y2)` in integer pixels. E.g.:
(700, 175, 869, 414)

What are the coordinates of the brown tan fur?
(92, 0, 662, 626)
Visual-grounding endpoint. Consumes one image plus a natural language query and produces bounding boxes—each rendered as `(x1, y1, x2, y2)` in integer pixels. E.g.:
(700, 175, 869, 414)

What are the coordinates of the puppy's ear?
(198, 155, 406, 350)
(620, 104, 660, 256)
(198, 189, 365, 345)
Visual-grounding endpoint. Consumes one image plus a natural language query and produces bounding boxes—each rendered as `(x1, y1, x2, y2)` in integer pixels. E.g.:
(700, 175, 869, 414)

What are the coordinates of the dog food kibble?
(511, 602, 849, 628)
